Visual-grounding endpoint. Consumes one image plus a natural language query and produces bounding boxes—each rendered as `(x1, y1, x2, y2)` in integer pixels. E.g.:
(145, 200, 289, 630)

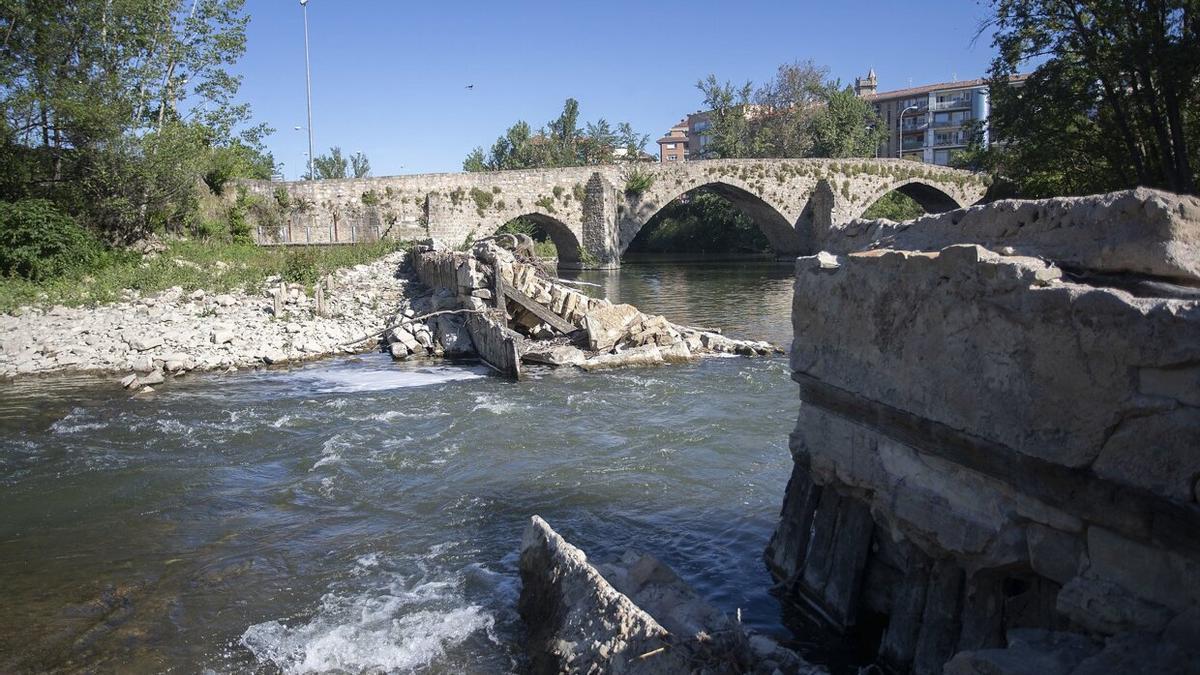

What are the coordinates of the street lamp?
(300, 0, 315, 181)
(898, 104, 919, 159)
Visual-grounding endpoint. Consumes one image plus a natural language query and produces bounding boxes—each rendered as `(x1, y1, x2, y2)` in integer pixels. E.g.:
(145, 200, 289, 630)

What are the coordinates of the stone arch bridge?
(240, 159, 988, 269)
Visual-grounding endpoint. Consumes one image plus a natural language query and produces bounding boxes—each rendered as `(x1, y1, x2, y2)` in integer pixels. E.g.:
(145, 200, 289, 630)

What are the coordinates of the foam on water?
(240, 569, 495, 674)
(298, 365, 488, 394)
(50, 408, 109, 434)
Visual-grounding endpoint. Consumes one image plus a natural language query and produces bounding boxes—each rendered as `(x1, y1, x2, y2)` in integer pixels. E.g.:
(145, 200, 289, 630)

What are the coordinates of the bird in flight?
(465, 84, 475, 90)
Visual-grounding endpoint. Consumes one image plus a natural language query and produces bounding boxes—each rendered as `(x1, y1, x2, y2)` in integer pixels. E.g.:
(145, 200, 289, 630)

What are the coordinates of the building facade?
(857, 71, 1024, 166)
(656, 119, 689, 163)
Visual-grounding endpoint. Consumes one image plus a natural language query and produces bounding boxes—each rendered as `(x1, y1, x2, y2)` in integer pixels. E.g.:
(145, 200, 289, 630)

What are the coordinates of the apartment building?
(656, 119, 689, 163)
(856, 69, 1026, 165)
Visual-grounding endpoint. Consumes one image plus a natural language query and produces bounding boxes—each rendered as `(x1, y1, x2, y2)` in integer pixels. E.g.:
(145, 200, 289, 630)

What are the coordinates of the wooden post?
(273, 282, 284, 316)
(315, 282, 325, 317)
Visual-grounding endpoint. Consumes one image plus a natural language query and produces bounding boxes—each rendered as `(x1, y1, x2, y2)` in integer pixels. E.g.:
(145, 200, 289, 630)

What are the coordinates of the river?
(0, 261, 826, 674)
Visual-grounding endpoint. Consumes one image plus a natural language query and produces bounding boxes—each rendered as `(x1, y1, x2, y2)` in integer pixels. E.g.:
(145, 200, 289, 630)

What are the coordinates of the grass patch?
(0, 239, 404, 313)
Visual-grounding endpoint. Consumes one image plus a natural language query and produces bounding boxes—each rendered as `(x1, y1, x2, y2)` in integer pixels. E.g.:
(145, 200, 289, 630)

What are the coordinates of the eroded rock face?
(825, 187, 1200, 284)
(518, 515, 682, 674)
(768, 189, 1200, 675)
(519, 516, 824, 675)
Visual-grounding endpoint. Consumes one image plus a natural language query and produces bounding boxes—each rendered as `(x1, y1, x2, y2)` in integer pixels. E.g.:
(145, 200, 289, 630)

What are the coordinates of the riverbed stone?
(583, 303, 640, 352)
(522, 344, 586, 367)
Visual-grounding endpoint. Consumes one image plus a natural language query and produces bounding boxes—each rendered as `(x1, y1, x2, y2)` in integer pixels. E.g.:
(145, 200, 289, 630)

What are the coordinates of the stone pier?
(767, 188, 1200, 673)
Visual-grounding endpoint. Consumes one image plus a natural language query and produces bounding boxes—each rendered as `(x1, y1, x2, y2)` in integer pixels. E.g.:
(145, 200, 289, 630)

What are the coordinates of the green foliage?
(810, 87, 890, 158)
(695, 61, 887, 161)
(273, 187, 292, 210)
(534, 196, 556, 213)
(0, 200, 103, 281)
(861, 191, 927, 221)
(623, 167, 655, 195)
(0, 239, 403, 312)
(985, 0, 1199, 196)
(573, 183, 586, 202)
(308, 147, 347, 180)
(470, 187, 494, 214)
(463, 98, 650, 171)
(628, 191, 770, 254)
(0, 0, 273, 242)
(350, 152, 371, 178)
(204, 142, 276, 195)
(361, 190, 381, 206)
(496, 217, 558, 258)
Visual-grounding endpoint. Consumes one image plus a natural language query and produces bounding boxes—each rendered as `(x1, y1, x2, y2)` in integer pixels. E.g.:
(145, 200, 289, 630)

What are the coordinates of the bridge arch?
(854, 178, 969, 221)
(485, 211, 583, 267)
(622, 180, 802, 257)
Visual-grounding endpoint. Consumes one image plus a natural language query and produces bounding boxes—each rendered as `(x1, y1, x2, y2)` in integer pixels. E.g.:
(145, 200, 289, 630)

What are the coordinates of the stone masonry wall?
(237, 159, 987, 268)
(767, 189, 1200, 674)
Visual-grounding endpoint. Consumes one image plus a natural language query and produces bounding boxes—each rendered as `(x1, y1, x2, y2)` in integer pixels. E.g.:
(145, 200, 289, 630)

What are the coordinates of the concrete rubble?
(767, 188, 1200, 674)
(399, 239, 780, 375)
(519, 515, 824, 675)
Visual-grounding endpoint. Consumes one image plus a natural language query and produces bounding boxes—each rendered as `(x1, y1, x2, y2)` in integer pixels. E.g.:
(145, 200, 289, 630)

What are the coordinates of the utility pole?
(898, 105, 919, 159)
(301, 0, 315, 181)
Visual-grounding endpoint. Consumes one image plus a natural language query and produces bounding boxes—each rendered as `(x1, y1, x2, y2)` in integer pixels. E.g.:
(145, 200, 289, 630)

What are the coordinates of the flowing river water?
(0, 261, 848, 674)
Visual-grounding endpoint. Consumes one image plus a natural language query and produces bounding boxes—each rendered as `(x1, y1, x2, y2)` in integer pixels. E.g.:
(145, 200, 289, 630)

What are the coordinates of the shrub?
(624, 167, 655, 195)
(470, 187, 494, 213)
(0, 200, 102, 281)
(281, 247, 320, 285)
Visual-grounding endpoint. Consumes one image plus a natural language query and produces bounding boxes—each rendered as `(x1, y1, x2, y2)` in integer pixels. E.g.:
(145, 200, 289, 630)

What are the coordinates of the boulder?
(519, 515, 677, 674)
(522, 344, 586, 367)
(519, 516, 823, 675)
(129, 335, 163, 351)
(581, 345, 664, 371)
(432, 314, 475, 358)
(137, 369, 165, 386)
(583, 303, 641, 352)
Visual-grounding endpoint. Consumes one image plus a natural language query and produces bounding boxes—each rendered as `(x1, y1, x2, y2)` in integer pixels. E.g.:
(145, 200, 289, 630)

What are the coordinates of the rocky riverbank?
(0, 251, 413, 388)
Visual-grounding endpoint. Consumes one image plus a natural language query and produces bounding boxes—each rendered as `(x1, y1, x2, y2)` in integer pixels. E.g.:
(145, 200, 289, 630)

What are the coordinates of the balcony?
(901, 138, 925, 151)
(929, 118, 968, 129)
(932, 135, 968, 148)
(930, 97, 973, 111)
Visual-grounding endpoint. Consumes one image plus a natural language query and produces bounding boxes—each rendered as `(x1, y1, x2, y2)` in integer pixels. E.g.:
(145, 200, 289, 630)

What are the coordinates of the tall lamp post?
(300, 0, 315, 181)
(897, 105, 919, 159)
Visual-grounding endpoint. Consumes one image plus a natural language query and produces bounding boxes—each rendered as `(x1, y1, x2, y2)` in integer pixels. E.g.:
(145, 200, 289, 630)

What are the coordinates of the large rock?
(826, 188, 1200, 284)
(522, 344, 586, 367)
(583, 304, 641, 352)
(431, 314, 475, 358)
(518, 515, 681, 674)
(519, 516, 822, 675)
(581, 345, 665, 371)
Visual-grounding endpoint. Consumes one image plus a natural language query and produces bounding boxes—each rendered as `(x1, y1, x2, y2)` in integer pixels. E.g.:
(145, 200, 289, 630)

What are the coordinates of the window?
(665, 143, 676, 149)
(668, 155, 677, 161)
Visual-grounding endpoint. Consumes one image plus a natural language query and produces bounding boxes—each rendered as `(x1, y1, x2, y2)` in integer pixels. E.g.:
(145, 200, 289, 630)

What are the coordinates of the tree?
(0, 0, 272, 242)
(752, 61, 830, 157)
(810, 87, 890, 158)
(985, 0, 1199, 196)
(310, 146, 349, 180)
(694, 61, 887, 160)
(464, 99, 648, 171)
(350, 151, 371, 178)
(695, 75, 756, 159)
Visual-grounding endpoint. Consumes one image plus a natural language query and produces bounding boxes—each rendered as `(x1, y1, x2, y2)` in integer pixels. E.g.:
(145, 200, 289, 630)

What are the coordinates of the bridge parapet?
(236, 159, 988, 266)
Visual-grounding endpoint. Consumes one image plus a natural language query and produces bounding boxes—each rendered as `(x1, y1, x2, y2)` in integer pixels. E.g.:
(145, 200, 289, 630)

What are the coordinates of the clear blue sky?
(238, 0, 999, 179)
